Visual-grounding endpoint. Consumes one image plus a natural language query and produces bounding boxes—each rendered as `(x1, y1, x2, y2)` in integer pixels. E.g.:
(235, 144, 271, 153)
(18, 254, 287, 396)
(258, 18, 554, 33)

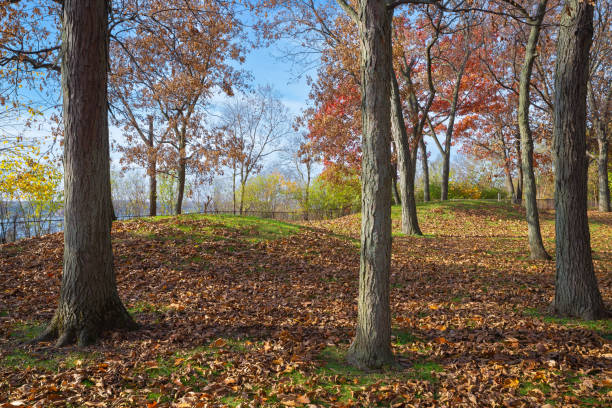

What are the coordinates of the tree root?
(30, 306, 137, 347)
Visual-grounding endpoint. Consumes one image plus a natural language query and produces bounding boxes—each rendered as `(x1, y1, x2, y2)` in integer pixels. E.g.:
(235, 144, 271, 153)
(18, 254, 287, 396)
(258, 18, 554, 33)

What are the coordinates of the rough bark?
(551, 0, 607, 320)
(391, 162, 401, 205)
(232, 163, 237, 215)
(513, 136, 523, 204)
(147, 116, 157, 217)
(110, 199, 117, 222)
(501, 133, 516, 199)
(38, 0, 136, 347)
(420, 139, 430, 202)
(390, 70, 422, 235)
(517, 0, 551, 260)
(175, 136, 186, 215)
(344, 0, 395, 369)
(596, 126, 610, 212)
(239, 180, 246, 215)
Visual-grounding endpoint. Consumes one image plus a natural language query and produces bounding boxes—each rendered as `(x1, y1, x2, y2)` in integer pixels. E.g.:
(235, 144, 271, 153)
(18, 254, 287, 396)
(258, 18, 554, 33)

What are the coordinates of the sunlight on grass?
(524, 308, 612, 339)
(129, 213, 302, 243)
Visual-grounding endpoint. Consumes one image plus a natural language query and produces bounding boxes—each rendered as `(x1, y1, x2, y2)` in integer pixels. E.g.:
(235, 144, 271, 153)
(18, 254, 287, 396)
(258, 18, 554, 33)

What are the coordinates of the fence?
(0, 207, 356, 244)
(2, 198, 603, 244)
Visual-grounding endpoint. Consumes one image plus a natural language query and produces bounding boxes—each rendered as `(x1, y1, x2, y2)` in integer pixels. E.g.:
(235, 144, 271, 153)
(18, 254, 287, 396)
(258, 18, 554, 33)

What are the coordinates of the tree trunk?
(439, 56, 467, 201)
(175, 137, 186, 215)
(501, 135, 516, 199)
(596, 126, 610, 212)
(517, 0, 551, 260)
(304, 165, 311, 220)
(232, 163, 237, 215)
(110, 198, 117, 222)
(391, 163, 401, 205)
(38, 0, 135, 347)
(513, 136, 523, 204)
(345, 0, 394, 370)
(239, 180, 246, 215)
(420, 139, 430, 202)
(390, 69, 422, 235)
(551, 0, 607, 320)
(440, 151, 450, 202)
(147, 116, 157, 217)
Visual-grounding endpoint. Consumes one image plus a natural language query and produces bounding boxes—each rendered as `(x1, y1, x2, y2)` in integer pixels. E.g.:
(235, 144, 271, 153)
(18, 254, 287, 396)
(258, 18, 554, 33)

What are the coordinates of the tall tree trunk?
(390, 70, 422, 235)
(345, 0, 394, 370)
(517, 0, 551, 260)
(391, 162, 401, 205)
(110, 198, 117, 222)
(513, 136, 523, 204)
(304, 164, 311, 220)
(501, 135, 516, 199)
(175, 136, 186, 215)
(232, 163, 237, 215)
(147, 116, 157, 217)
(176, 159, 185, 215)
(596, 126, 610, 212)
(439, 58, 466, 201)
(551, 0, 607, 319)
(420, 139, 430, 202)
(440, 152, 450, 201)
(38, 0, 135, 347)
(239, 180, 246, 215)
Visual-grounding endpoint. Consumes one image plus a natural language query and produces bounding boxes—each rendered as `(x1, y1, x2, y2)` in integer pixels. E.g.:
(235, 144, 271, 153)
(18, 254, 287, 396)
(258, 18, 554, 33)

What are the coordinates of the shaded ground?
(0, 202, 610, 407)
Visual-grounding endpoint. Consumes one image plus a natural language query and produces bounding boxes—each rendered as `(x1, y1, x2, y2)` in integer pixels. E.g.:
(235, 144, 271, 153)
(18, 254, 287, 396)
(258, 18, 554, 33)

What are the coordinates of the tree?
(390, 10, 445, 236)
(221, 86, 290, 215)
(551, 0, 607, 320)
(334, 0, 395, 369)
(282, 131, 320, 217)
(509, 0, 552, 260)
(424, 10, 481, 201)
(110, 0, 246, 216)
(588, 3, 611, 212)
(36, 0, 136, 347)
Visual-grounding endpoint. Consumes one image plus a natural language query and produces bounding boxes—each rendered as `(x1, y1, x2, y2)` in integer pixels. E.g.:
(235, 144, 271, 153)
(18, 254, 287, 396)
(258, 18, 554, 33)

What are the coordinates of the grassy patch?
(392, 328, 420, 345)
(133, 213, 302, 243)
(8, 321, 45, 341)
(219, 395, 245, 407)
(128, 301, 169, 315)
(519, 381, 551, 396)
(1, 350, 58, 371)
(524, 308, 612, 339)
(410, 361, 443, 383)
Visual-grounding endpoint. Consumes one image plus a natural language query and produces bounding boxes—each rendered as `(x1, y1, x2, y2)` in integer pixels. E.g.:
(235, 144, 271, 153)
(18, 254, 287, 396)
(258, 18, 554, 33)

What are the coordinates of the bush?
(416, 181, 506, 201)
(308, 167, 360, 211)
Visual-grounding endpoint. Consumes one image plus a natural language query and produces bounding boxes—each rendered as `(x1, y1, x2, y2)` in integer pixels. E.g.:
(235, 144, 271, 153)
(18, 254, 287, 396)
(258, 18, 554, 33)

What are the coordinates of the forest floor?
(0, 200, 610, 407)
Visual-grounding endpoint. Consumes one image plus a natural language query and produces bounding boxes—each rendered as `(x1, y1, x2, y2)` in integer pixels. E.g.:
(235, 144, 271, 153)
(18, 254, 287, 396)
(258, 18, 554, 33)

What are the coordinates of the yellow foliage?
(0, 145, 62, 206)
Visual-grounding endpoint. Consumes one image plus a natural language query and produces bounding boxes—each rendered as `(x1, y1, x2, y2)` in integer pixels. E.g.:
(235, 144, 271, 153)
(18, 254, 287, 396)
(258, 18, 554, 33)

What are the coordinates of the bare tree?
(221, 86, 291, 214)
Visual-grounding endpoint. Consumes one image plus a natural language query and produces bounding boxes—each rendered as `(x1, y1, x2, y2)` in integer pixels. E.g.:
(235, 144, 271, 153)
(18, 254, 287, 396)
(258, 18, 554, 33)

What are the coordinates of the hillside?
(1, 202, 611, 407)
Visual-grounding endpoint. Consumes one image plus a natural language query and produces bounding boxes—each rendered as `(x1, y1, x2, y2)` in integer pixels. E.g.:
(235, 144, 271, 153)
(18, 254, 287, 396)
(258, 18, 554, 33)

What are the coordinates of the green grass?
(128, 301, 169, 315)
(411, 199, 523, 220)
(280, 346, 445, 405)
(524, 308, 612, 339)
(392, 328, 420, 345)
(1, 348, 97, 373)
(132, 213, 302, 243)
(410, 361, 443, 383)
(519, 381, 551, 396)
(8, 321, 45, 341)
(1, 350, 58, 371)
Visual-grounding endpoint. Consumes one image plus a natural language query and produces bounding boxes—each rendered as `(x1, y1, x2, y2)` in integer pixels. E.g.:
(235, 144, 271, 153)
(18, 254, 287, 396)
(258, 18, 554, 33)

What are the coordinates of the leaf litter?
(0, 203, 610, 407)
